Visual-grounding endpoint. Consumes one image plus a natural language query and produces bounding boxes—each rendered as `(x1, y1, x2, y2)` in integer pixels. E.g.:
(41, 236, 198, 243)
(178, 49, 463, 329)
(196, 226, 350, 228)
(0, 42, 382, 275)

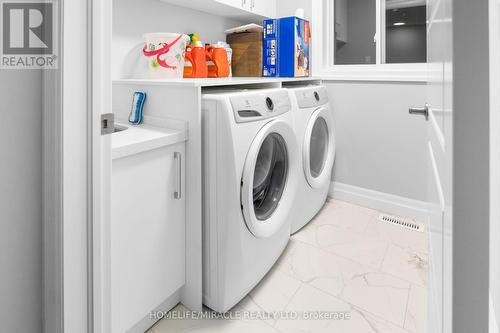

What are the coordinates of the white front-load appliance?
(201, 88, 298, 312)
(288, 86, 336, 234)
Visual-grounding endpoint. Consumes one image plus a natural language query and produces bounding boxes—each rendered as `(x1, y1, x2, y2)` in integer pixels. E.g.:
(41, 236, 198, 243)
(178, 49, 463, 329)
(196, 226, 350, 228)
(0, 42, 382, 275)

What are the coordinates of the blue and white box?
(263, 17, 311, 77)
(263, 19, 279, 77)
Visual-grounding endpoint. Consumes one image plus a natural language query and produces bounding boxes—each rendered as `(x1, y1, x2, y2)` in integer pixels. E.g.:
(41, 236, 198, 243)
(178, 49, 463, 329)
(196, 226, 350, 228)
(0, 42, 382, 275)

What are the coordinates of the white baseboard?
(328, 181, 428, 222)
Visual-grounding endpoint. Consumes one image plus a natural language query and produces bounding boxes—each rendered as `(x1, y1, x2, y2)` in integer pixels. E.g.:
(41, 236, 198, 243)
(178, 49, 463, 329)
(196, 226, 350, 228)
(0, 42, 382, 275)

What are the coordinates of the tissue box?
(263, 17, 311, 77)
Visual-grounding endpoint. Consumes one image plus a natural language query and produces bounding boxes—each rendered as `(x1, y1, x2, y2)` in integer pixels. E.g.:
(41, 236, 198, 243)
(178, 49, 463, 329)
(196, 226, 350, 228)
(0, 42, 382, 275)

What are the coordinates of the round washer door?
(241, 120, 298, 238)
(303, 107, 336, 189)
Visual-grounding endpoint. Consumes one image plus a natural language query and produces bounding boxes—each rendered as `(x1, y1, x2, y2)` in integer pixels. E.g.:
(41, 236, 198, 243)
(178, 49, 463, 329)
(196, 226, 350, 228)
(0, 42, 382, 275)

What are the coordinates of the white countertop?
(112, 123, 187, 160)
(113, 77, 321, 87)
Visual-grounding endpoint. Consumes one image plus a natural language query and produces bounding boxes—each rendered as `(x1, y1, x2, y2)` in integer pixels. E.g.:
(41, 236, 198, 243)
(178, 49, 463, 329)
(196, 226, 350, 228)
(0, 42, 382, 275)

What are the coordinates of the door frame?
(43, 0, 104, 332)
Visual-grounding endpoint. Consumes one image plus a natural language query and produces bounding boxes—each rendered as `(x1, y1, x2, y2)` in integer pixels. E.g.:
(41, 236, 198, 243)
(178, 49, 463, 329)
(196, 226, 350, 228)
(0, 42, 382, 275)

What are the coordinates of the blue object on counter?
(129, 91, 146, 125)
(263, 19, 279, 77)
(263, 17, 311, 78)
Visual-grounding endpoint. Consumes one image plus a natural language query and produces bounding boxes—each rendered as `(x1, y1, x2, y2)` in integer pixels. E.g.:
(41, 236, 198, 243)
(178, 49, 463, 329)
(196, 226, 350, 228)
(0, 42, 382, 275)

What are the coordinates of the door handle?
(174, 152, 182, 200)
(409, 103, 429, 120)
(101, 113, 115, 135)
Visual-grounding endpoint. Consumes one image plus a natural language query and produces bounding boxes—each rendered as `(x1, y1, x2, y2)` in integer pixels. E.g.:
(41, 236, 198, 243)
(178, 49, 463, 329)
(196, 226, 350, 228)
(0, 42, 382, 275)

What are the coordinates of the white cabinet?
(215, 0, 276, 18)
(160, 0, 276, 22)
(111, 141, 186, 333)
(215, 0, 249, 10)
(249, 0, 276, 19)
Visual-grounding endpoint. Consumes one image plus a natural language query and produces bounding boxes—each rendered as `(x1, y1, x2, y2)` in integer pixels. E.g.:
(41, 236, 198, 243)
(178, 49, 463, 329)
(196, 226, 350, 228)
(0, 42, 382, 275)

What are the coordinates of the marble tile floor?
(149, 199, 428, 333)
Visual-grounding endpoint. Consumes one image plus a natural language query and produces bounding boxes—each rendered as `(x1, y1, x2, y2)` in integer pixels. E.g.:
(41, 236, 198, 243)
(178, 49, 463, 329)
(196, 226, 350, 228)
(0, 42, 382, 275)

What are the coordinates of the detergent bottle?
(206, 44, 230, 78)
(184, 41, 208, 78)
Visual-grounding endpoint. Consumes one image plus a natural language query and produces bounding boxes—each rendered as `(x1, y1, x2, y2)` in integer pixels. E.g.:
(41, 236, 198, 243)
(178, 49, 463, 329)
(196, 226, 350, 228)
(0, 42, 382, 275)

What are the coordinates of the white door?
(410, 0, 453, 332)
(303, 107, 336, 189)
(241, 120, 298, 238)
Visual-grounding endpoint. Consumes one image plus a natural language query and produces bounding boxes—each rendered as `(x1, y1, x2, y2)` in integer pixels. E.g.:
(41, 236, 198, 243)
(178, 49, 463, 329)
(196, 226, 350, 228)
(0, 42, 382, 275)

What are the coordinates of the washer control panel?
(230, 89, 291, 123)
(295, 86, 329, 108)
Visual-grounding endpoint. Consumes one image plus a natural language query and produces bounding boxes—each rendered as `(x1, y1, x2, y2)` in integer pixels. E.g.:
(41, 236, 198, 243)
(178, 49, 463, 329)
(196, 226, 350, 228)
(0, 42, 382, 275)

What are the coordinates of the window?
(328, 0, 427, 67)
(385, 1, 427, 63)
(334, 0, 376, 65)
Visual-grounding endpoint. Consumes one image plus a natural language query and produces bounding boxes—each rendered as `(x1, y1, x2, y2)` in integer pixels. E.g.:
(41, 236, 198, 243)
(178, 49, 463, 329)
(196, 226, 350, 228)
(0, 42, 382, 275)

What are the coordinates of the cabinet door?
(215, 0, 249, 10)
(250, 0, 276, 18)
(110, 142, 186, 333)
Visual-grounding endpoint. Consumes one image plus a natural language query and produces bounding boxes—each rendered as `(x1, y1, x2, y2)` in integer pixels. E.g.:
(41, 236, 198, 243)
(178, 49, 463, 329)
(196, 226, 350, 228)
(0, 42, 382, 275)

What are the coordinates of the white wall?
(276, 0, 312, 20)
(112, 0, 245, 79)
(325, 81, 428, 201)
(277, 1, 428, 204)
(0, 71, 43, 332)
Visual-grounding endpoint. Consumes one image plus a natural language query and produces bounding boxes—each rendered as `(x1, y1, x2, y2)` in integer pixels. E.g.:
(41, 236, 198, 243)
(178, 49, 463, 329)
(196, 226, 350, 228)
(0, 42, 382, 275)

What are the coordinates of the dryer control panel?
(230, 90, 291, 123)
(295, 86, 329, 108)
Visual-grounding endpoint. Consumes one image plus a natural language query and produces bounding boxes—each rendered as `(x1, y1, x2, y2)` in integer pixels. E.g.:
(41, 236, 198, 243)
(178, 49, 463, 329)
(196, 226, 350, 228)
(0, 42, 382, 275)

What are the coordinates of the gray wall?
(336, 0, 376, 65)
(326, 80, 428, 201)
(453, 0, 490, 331)
(386, 25, 426, 63)
(0, 71, 43, 332)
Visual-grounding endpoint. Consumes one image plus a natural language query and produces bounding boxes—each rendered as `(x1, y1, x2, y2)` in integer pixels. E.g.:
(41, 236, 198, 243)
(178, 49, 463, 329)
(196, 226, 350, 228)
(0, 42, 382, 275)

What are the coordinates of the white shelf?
(113, 77, 321, 88)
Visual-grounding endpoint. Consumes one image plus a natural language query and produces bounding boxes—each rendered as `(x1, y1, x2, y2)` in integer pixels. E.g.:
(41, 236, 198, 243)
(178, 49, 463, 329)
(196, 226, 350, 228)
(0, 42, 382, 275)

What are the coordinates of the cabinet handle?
(174, 152, 182, 199)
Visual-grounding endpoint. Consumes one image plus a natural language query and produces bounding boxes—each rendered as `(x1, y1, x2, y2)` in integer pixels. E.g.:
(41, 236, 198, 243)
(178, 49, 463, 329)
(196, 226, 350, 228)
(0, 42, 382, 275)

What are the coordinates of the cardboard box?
(263, 19, 279, 77)
(263, 17, 311, 77)
(226, 32, 262, 77)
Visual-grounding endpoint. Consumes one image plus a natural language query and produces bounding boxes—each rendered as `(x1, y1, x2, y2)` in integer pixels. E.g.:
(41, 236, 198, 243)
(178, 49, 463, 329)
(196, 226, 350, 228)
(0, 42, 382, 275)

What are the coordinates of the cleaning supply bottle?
(206, 44, 230, 78)
(217, 41, 233, 77)
(184, 41, 208, 78)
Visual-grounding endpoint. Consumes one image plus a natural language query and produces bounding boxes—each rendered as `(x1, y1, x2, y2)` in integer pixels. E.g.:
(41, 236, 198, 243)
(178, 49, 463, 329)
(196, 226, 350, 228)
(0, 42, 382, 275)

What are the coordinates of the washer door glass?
(253, 133, 288, 221)
(303, 107, 336, 189)
(309, 117, 329, 178)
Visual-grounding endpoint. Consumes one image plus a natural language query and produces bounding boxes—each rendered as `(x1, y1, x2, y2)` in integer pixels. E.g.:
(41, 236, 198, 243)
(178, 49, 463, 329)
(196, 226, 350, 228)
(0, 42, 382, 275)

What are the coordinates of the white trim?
(91, 0, 113, 332)
(375, 0, 382, 65)
(62, 0, 92, 332)
(328, 181, 429, 222)
(316, 63, 428, 82)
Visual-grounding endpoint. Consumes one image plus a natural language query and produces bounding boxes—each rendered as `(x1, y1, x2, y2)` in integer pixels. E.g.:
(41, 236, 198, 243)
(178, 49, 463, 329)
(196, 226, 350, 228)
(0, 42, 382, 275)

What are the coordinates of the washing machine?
(201, 88, 299, 312)
(288, 85, 336, 234)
